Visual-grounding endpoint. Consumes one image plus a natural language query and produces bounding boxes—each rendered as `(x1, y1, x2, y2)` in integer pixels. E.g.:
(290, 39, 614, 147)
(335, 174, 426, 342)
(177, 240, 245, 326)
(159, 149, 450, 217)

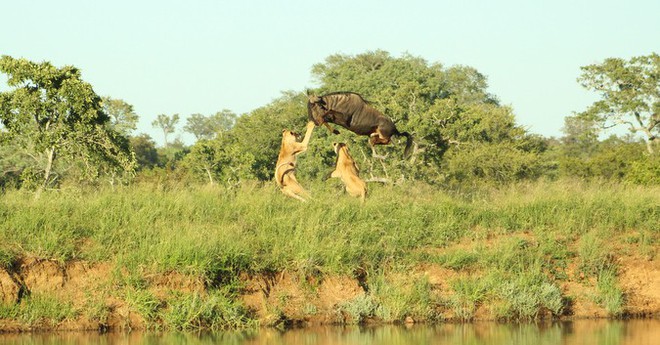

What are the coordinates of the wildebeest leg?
(369, 132, 391, 159)
(323, 122, 340, 135)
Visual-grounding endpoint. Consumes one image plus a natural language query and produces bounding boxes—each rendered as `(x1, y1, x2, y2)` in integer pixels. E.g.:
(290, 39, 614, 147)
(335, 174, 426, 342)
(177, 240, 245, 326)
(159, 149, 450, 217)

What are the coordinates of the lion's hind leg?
(281, 187, 308, 202)
(280, 173, 310, 202)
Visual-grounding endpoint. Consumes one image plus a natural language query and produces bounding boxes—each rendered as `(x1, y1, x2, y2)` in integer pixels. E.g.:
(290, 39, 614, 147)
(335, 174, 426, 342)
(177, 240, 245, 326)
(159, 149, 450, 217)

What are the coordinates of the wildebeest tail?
(395, 130, 413, 159)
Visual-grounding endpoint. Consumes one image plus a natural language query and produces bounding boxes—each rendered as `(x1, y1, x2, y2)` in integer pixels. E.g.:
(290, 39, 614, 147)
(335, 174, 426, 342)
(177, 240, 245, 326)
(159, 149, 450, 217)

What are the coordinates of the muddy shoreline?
(2, 256, 659, 333)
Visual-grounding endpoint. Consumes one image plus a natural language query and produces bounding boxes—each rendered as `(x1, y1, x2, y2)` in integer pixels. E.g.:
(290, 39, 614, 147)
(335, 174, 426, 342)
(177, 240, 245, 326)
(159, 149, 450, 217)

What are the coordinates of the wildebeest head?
(307, 95, 327, 125)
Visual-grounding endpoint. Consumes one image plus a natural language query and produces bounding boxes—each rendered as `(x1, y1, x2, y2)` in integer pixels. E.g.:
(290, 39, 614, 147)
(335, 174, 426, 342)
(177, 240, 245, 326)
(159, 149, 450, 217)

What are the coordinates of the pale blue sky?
(2, 0, 658, 145)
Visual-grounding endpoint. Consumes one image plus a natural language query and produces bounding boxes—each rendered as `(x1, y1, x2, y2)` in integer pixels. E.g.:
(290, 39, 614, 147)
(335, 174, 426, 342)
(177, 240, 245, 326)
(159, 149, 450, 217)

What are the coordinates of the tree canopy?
(183, 110, 237, 141)
(0, 56, 135, 191)
(102, 96, 139, 136)
(152, 113, 180, 147)
(178, 51, 545, 187)
(578, 53, 659, 154)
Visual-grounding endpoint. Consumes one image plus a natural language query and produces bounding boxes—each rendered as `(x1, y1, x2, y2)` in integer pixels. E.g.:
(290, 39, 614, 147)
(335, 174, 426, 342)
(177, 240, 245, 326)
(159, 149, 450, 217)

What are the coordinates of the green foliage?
(625, 154, 660, 185)
(578, 53, 660, 154)
(0, 55, 135, 190)
(151, 113, 180, 147)
(554, 128, 652, 181)
(181, 135, 256, 186)
(130, 133, 160, 170)
(184, 110, 237, 141)
(102, 96, 139, 136)
(309, 50, 532, 185)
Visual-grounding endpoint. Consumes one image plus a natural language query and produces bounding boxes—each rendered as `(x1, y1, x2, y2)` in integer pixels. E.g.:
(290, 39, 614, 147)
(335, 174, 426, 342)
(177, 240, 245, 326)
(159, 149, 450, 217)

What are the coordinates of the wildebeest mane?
(320, 91, 372, 104)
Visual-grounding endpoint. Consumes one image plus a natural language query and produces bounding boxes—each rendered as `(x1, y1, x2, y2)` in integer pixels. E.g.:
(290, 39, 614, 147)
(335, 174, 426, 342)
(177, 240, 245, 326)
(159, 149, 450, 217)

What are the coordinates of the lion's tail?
(275, 162, 296, 187)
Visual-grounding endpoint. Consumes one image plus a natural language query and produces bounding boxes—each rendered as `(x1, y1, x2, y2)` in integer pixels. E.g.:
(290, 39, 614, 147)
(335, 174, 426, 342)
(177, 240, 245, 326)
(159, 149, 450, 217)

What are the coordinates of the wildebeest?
(307, 92, 413, 159)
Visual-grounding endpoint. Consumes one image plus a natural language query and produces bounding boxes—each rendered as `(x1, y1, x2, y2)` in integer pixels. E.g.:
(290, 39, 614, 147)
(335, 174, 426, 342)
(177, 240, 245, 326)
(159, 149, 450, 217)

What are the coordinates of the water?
(1, 319, 658, 345)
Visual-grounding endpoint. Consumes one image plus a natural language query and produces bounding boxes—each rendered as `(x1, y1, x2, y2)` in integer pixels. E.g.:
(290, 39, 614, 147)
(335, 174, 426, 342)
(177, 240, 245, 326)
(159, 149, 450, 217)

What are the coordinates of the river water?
(1, 319, 658, 345)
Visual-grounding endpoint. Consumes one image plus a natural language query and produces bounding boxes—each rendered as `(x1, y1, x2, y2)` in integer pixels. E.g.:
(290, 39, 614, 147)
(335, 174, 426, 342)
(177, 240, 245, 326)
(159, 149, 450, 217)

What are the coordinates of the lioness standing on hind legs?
(275, 121, 315, 202)
(330, 142, 367, 203)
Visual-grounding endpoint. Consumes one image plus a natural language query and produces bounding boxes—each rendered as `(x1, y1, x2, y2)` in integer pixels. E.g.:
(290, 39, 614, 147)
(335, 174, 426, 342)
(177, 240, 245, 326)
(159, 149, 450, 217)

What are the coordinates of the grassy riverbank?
(1, 180, 658, 331)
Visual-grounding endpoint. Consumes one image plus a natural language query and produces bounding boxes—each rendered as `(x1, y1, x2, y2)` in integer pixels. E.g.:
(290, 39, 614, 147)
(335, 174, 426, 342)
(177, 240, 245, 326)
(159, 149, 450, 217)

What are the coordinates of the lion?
(274, 121, 315, 202)
(330, 142, 367, 202)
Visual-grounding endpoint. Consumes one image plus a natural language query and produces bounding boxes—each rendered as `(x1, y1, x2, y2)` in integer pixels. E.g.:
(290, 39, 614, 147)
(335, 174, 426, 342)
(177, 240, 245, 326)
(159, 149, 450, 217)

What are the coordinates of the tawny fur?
(274, 121, 315, 202)
(330, 142, 367, 202)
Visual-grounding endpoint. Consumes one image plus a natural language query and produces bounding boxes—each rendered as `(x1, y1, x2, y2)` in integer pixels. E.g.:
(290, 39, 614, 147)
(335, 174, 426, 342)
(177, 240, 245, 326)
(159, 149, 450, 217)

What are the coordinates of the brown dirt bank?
(1, 255, 659, 332)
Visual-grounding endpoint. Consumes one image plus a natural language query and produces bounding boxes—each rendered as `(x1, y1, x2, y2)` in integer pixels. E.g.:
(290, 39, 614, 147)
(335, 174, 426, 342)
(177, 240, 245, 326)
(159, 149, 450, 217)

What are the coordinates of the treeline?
(1, 51, 658, 192)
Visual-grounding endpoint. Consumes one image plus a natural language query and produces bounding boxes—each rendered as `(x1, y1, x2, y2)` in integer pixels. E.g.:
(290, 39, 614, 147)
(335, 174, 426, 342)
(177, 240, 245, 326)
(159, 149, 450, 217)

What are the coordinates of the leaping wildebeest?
(307, 91, 413, 159)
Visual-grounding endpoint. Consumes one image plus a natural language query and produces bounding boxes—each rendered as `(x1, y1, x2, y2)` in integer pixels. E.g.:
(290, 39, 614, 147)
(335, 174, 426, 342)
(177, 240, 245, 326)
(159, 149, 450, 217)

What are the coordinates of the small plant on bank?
(595, 268, 625, 316)
(0, 293, 77, 327)
(448, 276, 489, 321)
(161, 289, 255, 331)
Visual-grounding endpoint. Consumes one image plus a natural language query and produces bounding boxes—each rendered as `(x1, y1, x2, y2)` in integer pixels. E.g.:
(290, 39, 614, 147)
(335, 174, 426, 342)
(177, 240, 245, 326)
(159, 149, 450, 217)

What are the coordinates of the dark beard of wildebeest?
(307, 91, 413, 159)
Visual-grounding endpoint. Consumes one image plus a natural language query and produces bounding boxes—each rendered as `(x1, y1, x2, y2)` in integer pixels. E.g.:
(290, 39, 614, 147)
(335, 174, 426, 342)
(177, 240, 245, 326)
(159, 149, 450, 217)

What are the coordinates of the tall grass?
(0, 179, 657, 325)
(2, 181, 656, 277)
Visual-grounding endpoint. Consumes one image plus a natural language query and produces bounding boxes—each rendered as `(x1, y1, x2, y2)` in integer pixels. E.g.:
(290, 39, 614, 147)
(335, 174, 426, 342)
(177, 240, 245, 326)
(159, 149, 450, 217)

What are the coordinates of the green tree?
(0, 56, 135, 192)
(553, 115, 601, 178)
(130, 133, 160, 170)
(309, 50, 540, 186)
(577, 53, 660, 154)
(431, 101, 547, 186)
(561, 114, 600, 155)
(182, 135, 255, 186)
(102, 96, 139, 136)
(181, 51, 542, 187)
(152, 113, 180, 146)
(183, 109, 237, 141)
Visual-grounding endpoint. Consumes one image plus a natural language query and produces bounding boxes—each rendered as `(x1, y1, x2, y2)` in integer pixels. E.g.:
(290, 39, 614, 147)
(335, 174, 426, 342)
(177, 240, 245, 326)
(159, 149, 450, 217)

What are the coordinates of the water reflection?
(1, 319, 658, 345)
